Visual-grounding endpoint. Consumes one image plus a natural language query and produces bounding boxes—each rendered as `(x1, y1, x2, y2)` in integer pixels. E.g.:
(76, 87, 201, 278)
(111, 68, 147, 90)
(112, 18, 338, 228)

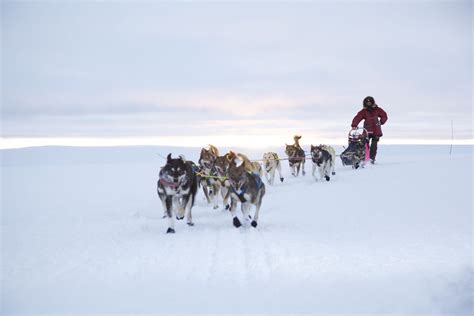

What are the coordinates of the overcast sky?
(1, 1, 472, 147)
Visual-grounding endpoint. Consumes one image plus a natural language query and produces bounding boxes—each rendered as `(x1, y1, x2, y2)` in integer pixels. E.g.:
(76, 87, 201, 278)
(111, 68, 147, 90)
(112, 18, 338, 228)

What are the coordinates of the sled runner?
(340, 128, 369, 169)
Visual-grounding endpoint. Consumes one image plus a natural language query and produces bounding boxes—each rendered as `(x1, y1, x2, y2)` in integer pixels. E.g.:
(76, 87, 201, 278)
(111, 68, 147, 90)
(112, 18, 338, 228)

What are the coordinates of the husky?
(198, 145, 220, 209)
(310, 145, 333, 182)
(320, 144, 336, 175)
(285, 136, 306, 177)
(262, 152, 284, 185)
(199, 144, 219, 169)
(157, 154, 198, 233)
(213, 151, 237, 210)
(227, 163, 266, 228)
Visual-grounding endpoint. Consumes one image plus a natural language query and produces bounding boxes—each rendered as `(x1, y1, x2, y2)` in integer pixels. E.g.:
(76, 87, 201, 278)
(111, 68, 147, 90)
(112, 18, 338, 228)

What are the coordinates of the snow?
(1, 145, 472, 315)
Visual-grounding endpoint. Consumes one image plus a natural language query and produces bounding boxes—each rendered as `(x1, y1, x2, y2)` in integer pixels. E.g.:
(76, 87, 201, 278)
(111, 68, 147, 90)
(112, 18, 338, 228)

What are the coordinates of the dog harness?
(252, 172, 264, 190)
(312, 156, 322, 166)
(289, 149, 305, 166)
(191, 162, 199, 174)
(230, 172, 263, 203)
(159, 172, 189, 191)
(159, 176, 181, 189)
(265, 164, 273, 173)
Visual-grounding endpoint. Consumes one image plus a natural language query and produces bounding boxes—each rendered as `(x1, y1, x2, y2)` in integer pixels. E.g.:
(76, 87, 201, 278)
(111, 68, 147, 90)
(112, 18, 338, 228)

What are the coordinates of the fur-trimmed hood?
(363, 96, 377, 109)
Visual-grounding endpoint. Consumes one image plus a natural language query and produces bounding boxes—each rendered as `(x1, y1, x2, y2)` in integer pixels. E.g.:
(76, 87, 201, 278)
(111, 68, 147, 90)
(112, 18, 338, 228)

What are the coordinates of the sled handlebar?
(348, 127, 369, 138)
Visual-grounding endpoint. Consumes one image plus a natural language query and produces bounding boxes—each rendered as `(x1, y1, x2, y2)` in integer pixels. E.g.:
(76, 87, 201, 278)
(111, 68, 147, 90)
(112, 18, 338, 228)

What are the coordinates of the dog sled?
(340, 128, 369, 169)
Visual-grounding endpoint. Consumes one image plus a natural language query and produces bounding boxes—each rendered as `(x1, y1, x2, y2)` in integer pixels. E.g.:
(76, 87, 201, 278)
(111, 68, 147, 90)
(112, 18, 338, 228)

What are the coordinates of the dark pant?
(369, 136, 379, 160)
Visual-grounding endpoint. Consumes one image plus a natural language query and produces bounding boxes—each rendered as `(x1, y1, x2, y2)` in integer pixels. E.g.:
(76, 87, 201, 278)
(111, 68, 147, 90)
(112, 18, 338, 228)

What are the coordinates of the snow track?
(1, 145, 472, 314)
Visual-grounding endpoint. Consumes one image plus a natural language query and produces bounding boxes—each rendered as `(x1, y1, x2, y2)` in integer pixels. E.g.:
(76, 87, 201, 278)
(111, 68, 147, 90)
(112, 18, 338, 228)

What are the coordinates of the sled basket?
(340, 128, 369, 167)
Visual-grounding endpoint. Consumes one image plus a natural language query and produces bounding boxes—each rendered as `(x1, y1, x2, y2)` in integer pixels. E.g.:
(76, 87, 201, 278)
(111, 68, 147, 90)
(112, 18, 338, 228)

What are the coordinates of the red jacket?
(351, 106, 388, 137)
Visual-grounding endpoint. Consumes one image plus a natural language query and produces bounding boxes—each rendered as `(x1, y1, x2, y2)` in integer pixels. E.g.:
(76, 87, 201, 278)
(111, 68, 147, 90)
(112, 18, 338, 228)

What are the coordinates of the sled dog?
(310, 145, 333, 182)
(157, 154, 198, 233)
(227, 163, 266, 228)
(262, 152, 284, 185)
(198, 145, 221, 209)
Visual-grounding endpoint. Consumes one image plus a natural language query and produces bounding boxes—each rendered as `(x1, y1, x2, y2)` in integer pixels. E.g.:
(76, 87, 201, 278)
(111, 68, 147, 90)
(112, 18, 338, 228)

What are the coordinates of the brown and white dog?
(213, 151, 237, 210)
(285, 135, 306, 177)
(198, 144, 221, 209)
(262, 152, 284, 185)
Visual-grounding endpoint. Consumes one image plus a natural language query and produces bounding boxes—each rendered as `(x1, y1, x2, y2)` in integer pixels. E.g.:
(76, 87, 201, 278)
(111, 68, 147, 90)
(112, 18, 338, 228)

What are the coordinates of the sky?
(1, 1, 472, 148)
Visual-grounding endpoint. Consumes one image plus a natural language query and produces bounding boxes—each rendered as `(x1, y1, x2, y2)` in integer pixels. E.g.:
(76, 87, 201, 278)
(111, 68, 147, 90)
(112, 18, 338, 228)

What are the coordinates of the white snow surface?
(1, 145, 472, 315)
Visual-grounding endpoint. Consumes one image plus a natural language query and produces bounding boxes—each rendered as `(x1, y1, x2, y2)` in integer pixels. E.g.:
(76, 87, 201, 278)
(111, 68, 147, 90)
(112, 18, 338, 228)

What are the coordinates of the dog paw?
(166, 227, 175, 234)
(332, 172, 336, 175)
(176, 216, 184, 220)
(325, 176, 330, 181)
(213, 205, 219, 210)
(187, 222, 194, 226)
(225, 204, 230, 210)
(251, 220, 258, 228)
(233, 217, 242, 228)
(280, 177, 284, 182)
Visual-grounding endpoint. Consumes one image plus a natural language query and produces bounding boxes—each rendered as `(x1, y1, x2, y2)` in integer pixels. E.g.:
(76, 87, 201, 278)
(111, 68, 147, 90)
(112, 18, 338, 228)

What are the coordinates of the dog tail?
(237, 153, 252, 164)
(237, 153, 256, 172)
(294, 135, 302, 147)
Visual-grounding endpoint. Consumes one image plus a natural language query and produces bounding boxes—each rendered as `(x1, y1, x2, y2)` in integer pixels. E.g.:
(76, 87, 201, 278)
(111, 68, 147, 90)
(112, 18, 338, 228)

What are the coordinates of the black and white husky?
(310, 145, 333, 182)
(157, 154, 198, 233)
(227, 163, 266, 228)
(320, 145, 336, 175)
(262, 152, 284, 185)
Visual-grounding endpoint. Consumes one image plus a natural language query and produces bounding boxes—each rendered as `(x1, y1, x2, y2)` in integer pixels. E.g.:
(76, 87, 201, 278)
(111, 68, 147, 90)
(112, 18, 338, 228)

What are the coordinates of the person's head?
(363, 96, 376, 108)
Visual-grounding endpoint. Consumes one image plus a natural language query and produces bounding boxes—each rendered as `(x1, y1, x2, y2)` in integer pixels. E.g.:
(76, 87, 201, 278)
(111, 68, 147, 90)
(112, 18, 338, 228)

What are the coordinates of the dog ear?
(234, 156, 244, 168)
(167, 153, 172, 162)
(227, 151, 236, 162)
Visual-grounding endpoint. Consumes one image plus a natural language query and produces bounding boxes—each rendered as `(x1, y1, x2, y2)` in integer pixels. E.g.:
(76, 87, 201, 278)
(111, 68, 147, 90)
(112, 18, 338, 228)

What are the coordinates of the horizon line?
(1, 136, 473, 150)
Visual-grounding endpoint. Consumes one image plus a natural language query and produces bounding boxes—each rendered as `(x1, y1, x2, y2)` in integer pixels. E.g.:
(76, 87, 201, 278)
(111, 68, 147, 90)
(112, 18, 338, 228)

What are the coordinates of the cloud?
(2, 90, 335, 118)
(1, 1, 472, 144)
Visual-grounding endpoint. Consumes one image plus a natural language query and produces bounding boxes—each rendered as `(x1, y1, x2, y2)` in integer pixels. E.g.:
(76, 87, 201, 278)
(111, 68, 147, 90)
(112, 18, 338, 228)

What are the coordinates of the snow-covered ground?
(1, 145, 472, 315)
